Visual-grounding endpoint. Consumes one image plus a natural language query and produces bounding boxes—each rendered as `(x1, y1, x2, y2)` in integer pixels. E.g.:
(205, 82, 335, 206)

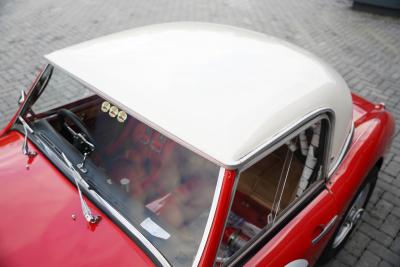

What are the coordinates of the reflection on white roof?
(45, 22, 352, 168)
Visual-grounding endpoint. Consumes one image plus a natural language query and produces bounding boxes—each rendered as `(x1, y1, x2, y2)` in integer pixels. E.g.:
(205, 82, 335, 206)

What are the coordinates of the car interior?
(20, 66, 327, 265)
(217, 120, 326, 261)
(31, 95, 217, 220)
(28, 94, 326, 261)
(26, 93, 223, 266)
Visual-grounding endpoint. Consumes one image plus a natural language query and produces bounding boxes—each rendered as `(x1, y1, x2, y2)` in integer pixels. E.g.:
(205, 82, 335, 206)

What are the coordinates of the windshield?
(25, 67, 221, 266)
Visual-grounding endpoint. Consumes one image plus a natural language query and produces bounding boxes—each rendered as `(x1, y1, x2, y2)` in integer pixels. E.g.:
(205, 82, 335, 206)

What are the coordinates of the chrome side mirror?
(18, 90, 27, 105)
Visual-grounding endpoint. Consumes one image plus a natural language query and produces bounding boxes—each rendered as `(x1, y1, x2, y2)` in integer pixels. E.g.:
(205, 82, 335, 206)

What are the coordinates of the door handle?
(312, 215, 338, 245)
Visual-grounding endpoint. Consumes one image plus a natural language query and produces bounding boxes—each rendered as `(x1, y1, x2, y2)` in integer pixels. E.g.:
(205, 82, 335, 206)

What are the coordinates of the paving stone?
(392, 207, 400, 219)
(370, 186, 385, 206)
(392, 178, 400, 189)
(384, 162, 400, 178)
(324, 259, 349, 267)
(345, 230, 371, 257)
(382, 192, 400, 207)
(380, 214, 400, 238)
(391, 235, 400, 255)
(379, 260, 393, 267)
(377, 180, 400, 197)
(356, 250, 381, 267)
(380, 172, 395, 184)
(338, 248, 358, 265)
(359, 222, 393, 249)
(368, 241, 400, 266)
(366, 199, 394, 225)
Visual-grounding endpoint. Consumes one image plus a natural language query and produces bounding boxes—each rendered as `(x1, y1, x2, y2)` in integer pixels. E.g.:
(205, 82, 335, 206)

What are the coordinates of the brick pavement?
(0, 0, 399, 266)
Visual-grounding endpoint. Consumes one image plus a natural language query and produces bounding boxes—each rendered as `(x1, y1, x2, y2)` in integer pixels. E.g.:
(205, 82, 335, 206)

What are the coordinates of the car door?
(217, 113, 339, 267)
(244, 185, 337, 267)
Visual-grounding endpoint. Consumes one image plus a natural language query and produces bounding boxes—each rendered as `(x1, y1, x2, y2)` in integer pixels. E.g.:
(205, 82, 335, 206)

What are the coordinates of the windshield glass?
(26, 67, 221, 266)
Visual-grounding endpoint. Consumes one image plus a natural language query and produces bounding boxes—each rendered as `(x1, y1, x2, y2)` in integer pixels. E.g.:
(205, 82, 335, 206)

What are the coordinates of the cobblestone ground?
(1, 0, 399, 266)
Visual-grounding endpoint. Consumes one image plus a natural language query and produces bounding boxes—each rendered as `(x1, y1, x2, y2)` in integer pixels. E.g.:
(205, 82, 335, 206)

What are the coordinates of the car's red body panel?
(0, 132, 155, 267)
(0, 92, 395, 266)
(243, 93, 395, 266)
(329, 93, 394, 220)
(199, 170, 236, 266)
(244, 186, 337, 266)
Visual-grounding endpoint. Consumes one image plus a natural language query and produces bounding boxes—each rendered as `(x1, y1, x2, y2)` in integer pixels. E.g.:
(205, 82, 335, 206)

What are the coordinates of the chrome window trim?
(328, 122, 354, 177)
(192, 167, 226, 267)
(237, 108, 334, 172)
(90, 192, 172, 267)
(18, 65, 230, 266)
(213, 109, 334, 265)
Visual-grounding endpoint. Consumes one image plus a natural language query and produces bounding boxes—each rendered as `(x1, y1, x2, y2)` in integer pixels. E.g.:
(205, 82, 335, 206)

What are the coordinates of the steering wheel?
(57, 108, 95, 153)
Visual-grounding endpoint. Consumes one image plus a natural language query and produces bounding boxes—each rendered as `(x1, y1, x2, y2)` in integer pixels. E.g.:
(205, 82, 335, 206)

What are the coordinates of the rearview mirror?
(18, 90, 27, 105)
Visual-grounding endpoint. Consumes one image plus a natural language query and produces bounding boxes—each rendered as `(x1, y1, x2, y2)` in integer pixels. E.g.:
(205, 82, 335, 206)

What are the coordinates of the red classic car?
(0, 22, 395, 267)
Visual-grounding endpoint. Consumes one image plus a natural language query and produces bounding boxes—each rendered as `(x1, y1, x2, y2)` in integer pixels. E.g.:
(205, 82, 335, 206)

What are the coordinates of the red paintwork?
(242, 92, 395, 266)
(0, 91, 394, 266)
(199, 170, 236, 267)
(329, 93, 395, 228)
(244, 187, 336, 266)
(0, 131, 155, 267)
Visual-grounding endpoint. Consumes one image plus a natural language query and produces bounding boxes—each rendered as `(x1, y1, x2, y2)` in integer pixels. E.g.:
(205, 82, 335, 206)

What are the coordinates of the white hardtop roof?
(46, 22, 353, 169)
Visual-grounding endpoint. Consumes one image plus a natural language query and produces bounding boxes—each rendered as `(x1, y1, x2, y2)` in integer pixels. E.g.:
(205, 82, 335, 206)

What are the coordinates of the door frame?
(220, 109, 335, 266)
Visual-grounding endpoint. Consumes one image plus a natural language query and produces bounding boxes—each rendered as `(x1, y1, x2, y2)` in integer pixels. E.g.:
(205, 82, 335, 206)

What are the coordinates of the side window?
(217, 118, 328, 262)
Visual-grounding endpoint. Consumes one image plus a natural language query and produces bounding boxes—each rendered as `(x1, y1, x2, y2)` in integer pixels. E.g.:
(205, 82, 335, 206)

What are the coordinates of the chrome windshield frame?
(192, 167, 226, 266)
(15, 64, 349, 267)
(26, 131, 172, 266)
(18, 105, 226, 267)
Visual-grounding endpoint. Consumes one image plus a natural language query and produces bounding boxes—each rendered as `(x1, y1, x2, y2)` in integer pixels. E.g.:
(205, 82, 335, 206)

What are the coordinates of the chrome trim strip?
(18, 116, 34, 133)
(328, 122, 354, 177)
(215, 110, 334, 264)
(89, 191, 171, 267)
(33, 129, 226, 267)
(32, 135, 171, 267)
(192, 167, 225, 267)
(237, 108, 334, 172)
(22, 64, 229, 265)
(311, 215, 338, 245)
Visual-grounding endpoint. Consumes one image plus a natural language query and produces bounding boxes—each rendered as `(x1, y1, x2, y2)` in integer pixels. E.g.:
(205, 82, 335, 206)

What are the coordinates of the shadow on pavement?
(352, 2, 400, 18)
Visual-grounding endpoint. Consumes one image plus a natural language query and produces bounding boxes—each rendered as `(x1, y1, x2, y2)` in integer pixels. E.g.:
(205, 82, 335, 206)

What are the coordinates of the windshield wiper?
(19, 116, 37, 158)
(61, 152, 100, 224)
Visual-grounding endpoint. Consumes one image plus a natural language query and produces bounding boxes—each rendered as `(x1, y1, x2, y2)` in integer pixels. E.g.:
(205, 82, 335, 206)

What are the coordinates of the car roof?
(45, 22, 353, 169)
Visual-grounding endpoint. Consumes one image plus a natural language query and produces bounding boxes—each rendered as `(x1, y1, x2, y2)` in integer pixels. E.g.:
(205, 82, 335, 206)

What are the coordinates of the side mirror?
(18, 90, 27, 105)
